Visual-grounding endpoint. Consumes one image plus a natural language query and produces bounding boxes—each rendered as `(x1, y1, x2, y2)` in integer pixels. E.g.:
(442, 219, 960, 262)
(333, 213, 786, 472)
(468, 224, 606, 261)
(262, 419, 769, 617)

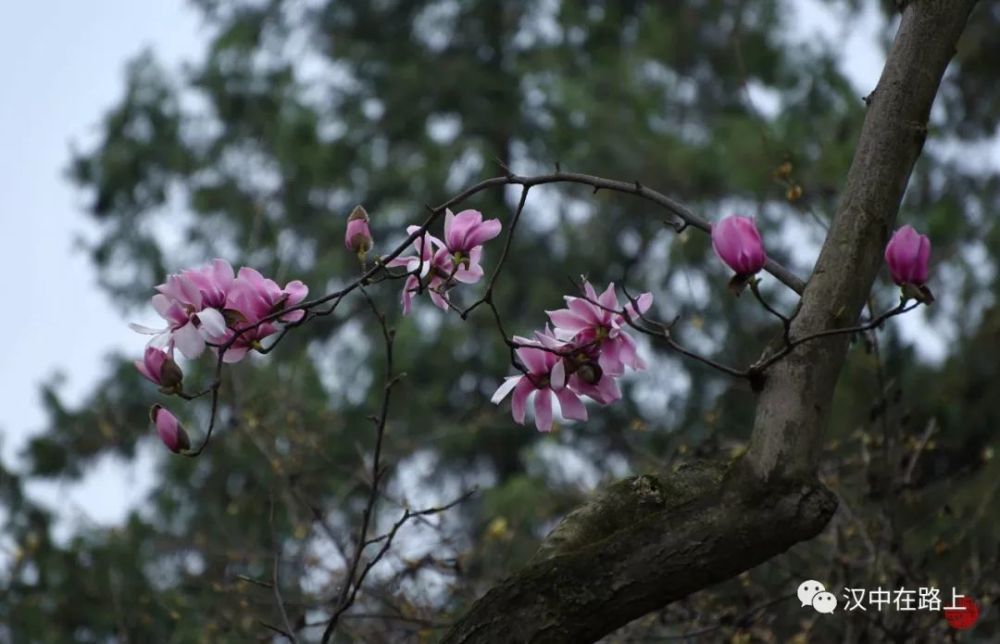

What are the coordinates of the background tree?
(2, 0, 998, 641)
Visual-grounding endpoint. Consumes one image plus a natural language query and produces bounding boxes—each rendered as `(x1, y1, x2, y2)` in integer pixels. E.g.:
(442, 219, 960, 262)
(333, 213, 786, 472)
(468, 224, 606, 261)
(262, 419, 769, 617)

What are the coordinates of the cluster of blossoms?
(491, 282, 653, 433)
(139, 206, 934, 454)
(386, 208, 502, 314)
(132, 258, 309, 452)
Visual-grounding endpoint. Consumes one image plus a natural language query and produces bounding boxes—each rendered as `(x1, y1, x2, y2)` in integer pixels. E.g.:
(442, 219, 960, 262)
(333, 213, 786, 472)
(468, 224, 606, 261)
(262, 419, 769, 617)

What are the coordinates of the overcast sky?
(1, 0, 963, 536)
(0, 1, 202, 530)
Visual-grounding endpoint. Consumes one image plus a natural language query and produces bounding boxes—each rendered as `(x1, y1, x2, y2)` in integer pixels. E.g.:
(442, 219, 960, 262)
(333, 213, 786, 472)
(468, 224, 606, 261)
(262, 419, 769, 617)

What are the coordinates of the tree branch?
(442, 2, 978, 640)
(442, 461, 836, 643)
(744, 0, 976, 480)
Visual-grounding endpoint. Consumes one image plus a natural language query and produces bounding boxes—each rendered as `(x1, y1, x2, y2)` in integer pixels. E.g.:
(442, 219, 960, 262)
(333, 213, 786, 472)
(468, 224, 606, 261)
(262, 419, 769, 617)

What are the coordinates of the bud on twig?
(345, 205, 373, 265)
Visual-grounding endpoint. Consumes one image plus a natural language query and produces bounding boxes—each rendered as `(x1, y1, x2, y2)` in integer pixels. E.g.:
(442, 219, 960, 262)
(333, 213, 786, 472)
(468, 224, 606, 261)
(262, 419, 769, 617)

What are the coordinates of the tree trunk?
(442, 2, 978, 641)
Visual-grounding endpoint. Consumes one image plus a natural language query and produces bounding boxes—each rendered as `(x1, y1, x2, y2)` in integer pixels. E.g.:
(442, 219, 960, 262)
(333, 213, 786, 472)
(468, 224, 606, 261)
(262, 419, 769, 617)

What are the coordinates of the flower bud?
(150, 405, 190, 454)
(134, 347, 183, 392)
(345, 205, 373, 255)
(711, 216, 768, 276)
(575, 361, 603, 385)
(884, 225, 930, 287)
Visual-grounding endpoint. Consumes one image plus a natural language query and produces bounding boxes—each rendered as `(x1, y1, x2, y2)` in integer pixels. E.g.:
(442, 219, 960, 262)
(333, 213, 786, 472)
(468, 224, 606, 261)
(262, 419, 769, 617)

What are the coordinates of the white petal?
(147, 332, 172, 350)
(173, 323, 205, 359)
(550, 359, 566, 390)
(491, 376, 522, 404)
(196, 308, 227, 341)
(129, 323, 163, 335)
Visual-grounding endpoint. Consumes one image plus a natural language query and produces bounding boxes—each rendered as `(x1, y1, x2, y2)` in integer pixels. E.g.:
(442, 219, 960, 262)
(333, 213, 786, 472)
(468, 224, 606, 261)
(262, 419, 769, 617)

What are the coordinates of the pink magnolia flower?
(345, 205, 373, 254)
(177, 258, 234, 309)
(133, 259, 309, 364)
(214, 267, 307, 362)
(387, 226, 486, 314)
(131, 260, 234, 359)
(536, 324, 624, 406)
(444, 209, 502, 255)
(884, 225, 930, 286)
(491, 329, 587, 433)
(711, 216, 767, 275)
(134, 346, 183, 390)
(226, 267, 309, 324)
(546, 281, 653, 376)
(215, 319, 280, 364)
(150, 404, 190, 454)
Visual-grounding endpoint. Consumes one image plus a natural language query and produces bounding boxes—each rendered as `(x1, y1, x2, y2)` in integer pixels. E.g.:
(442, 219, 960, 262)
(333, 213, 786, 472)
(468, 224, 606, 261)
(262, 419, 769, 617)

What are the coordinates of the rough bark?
(443, 461, 836, 643)
(744, 0, 978, 480)
(442, 2, 978, 642)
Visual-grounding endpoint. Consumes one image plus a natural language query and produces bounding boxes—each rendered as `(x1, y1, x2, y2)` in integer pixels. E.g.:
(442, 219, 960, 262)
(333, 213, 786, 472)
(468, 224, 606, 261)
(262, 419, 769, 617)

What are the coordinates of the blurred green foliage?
(3, 0, 999, 641)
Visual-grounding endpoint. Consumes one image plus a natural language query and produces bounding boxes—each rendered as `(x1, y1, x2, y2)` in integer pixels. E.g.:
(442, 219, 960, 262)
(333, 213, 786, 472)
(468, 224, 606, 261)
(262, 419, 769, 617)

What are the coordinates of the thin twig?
(269, 495, 299, 644)
(320, 287, 398, 643)
(749, 301, 920, 374)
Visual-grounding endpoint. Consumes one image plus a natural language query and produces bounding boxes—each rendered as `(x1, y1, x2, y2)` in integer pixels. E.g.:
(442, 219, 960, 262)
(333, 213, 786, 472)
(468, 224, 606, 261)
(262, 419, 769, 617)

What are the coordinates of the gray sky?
(0, 0, 974, 537)
(0, 1, 201, 529)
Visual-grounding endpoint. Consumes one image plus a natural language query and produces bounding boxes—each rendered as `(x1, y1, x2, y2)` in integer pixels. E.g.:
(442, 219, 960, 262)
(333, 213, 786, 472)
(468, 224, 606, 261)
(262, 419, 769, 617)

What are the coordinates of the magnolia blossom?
(711, 216, 767, 276)
(884, 225, 930, 286)
(226, 267, 308, 323)
(546, 281, 653, 376)
(345, 205, 373, 255)
(132, 259, 309, 364)
(177, 257, 233, 309)
(491, 329, 587, 433)
(388, 221, 495, 314)
(150, 405, 190, 454)
(493, 283, 653, 431)
(132, 260, 233, 359)
(213, 267, 308, 363)
(443, 209, 502, 255)
(134, 346, 183, 390)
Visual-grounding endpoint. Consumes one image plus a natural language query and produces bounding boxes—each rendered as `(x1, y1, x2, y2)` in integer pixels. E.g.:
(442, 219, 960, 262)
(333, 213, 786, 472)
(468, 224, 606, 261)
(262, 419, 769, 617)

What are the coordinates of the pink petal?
(464, 218, 502, 248)
(429, 287, 450, 311)
(567, 297, 603, 326)
(598, 283, 618, 310)
(914, 234, 930, 284)
(555, 388, 588, 421)
(511, 378, 533, 425)
(454, 262, 484, 284)
(516, 347, 548, 374)
(152, 294, 177, 320)
(594, 376, 622, 404)
(624, 292, 653, 319)
(534, 390, 554, 433)
(385, 256, 413, 268)
(211, 258, 235, 284)
(221, 345, 250, 364)
(444, 209, 484, 250)
(533, 327, 565, 351)
(618, 332, 645, 370)
(546, 309, 591, 333)
(598, 344, 626, 377)
(134, 359, 155, 384)
(282, 280, 308, 306)
(401, 275, 418, 314)
(236, 266, 267, 290)
(550, 359, 566, 390)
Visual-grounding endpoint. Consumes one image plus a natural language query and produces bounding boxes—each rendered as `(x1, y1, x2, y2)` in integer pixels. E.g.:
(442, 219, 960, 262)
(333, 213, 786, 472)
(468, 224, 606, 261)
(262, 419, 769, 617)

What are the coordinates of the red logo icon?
(943, 597, 979, 630)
